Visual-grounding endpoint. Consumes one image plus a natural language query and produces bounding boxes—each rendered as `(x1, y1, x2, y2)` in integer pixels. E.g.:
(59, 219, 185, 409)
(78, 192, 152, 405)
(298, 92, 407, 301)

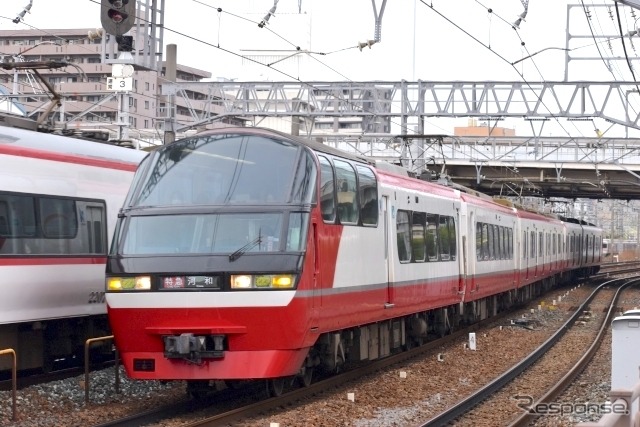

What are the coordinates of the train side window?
(482, 223, 490, 261)
(40, 197, 78, 238)
(439, 215, 450, 261)
(476, 222, 483, 261)
(396, 210, 411, 263)
(426, 214, 439, 261)
(488, 224, 495, 260)
(523, 231, 528, 259)
(356, 165, 378, 226)
(448, 216, 457, 261)
(498, 226, 505, 260)
(411, 212, 426, 262)
(538, 232, 543, 257)
(530, 231, 536, 258)
(318, 156, 336, 223)
(333, 159, 359, 225)
(84, 205, 106, 254)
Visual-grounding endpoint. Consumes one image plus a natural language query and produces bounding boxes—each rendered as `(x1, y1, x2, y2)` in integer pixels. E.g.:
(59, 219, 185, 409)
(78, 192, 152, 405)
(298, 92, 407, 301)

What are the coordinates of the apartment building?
(0, 28, 237, 143)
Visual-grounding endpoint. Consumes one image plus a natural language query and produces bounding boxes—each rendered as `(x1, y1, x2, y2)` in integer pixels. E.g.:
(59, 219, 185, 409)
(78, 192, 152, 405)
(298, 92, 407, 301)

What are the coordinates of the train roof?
(0, 126, 147, 166)
(195, 126, 374, 166)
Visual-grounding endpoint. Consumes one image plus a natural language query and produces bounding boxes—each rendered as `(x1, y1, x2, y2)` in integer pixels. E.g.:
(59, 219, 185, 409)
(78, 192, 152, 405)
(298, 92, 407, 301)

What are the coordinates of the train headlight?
(107, 276, 152, 291)
(230, 274, 296, 289)
(231, 275, 252, 289)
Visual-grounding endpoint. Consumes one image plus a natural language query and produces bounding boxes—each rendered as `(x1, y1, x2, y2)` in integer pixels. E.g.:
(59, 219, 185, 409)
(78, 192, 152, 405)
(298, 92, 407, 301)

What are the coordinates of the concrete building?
(0, 28, 238, 144)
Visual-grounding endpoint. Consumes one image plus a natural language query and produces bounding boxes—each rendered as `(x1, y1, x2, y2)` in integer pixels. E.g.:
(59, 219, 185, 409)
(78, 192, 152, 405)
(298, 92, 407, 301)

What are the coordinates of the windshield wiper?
(229, 229, 262, 262)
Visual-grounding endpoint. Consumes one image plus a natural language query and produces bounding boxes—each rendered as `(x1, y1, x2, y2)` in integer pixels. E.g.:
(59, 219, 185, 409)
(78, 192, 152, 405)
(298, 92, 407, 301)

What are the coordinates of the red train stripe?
(0, 144, 139, 171)
(0, 257, 106, 266)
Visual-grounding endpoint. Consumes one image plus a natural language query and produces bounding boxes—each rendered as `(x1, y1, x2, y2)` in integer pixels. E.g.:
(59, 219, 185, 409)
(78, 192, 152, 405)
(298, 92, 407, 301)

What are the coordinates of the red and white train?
(105, 127, 602, 396)
(0, 124, 145, 372)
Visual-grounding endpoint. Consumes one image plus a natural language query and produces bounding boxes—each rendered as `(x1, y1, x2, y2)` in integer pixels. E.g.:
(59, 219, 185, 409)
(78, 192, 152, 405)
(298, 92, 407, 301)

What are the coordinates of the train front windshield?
(120, 133, 316, 256)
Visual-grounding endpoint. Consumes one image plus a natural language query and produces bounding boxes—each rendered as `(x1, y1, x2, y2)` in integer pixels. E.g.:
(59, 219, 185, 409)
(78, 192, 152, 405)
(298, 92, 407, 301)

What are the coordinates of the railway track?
(418, 276, 639, 427)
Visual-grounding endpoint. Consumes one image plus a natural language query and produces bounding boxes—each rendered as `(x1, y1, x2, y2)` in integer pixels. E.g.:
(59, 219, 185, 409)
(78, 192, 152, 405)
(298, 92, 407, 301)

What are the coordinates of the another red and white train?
(105, 127, 602, 395)
(0, 124, 145, 372)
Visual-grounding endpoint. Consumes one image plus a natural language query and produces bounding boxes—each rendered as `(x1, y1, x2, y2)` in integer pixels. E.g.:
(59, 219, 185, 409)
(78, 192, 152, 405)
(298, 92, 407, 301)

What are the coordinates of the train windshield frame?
(128, 133, 316, 208)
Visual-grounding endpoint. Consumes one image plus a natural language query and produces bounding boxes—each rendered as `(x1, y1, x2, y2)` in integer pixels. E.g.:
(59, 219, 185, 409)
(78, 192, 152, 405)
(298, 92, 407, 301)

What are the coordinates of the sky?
(2, 0, 640, 137)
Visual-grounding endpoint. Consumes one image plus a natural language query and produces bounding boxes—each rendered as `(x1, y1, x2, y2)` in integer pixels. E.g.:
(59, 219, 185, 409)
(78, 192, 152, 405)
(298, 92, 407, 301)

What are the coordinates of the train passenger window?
(523, 231, 528, 259)
(530, 231, 536, 258)
(40, 198, 78, 238)
(396, 210, 411, 263)
(439, 216, 450, 261)
(318, 156, 336, 223)
(448, 216, 457, 261)
(498, 226, 505, 260)
(488, 224, 496, 260)
(538, 232, 543, 257)
(334, 160, 359, 225)
(411, 212, 426, 262)
(476, 222, 483, 261)
(426, 214, 438, 261)
(356, 165, 378, 226)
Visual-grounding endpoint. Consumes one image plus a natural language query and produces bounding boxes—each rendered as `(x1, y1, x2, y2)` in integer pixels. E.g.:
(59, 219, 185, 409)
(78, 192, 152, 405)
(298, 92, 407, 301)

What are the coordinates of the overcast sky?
(3, 0, 633, 81)
(3, 0, 640, 137)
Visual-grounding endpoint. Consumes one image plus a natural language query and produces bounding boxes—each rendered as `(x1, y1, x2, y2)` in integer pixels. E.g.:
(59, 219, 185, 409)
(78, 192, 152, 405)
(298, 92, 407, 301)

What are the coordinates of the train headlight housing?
(230, 274, 296, 289)
(107, 276, 152, 291)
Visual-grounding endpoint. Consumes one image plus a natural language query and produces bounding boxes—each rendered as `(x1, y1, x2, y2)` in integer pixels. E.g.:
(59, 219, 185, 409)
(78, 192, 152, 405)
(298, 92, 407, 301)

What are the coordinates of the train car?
(0, 125, 146, 371)
(105, 127, 603, 396)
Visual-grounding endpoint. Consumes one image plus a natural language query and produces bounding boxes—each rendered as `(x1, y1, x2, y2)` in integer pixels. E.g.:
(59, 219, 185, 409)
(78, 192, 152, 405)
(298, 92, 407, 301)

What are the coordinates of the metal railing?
(0, 348, 17, 421)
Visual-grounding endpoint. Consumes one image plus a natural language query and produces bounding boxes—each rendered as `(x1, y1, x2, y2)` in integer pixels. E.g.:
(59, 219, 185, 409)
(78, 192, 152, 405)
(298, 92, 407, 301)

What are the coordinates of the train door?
(310, 221, 319, 324)
(458, 211, 467, 296)
(382, 195, 394, 307)
(468, 211, 477, 294)
(523, 228, 529, 282)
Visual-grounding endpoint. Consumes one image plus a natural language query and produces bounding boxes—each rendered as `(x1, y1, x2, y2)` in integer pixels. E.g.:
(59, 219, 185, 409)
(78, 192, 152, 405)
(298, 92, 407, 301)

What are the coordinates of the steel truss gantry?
(162, 80, 640, 135)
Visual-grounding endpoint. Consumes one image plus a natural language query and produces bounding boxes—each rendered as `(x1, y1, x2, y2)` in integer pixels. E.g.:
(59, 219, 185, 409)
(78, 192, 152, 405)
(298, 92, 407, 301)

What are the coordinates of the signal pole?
(163, 44, 177, 145)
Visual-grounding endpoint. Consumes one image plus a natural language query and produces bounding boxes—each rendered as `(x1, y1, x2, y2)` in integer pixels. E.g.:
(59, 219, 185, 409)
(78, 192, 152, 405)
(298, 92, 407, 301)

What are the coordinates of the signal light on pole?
(101, 0, 136, 36)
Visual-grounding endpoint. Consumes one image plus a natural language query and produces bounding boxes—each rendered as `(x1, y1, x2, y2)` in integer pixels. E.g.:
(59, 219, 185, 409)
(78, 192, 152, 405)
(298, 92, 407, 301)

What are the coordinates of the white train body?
(0, 126, 145, 370)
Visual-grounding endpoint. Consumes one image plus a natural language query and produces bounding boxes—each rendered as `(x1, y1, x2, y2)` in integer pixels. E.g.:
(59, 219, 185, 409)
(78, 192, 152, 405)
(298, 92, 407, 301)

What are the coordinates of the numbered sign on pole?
(107, 77, 133, 92)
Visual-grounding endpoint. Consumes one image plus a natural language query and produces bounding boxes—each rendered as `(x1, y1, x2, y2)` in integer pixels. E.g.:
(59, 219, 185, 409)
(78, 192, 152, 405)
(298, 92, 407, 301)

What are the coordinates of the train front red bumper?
(120, 348, 310, 380)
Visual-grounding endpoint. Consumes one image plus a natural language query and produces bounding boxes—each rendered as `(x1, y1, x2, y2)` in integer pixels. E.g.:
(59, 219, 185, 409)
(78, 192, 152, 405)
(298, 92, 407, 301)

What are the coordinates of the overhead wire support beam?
(371, 0, 387, 42)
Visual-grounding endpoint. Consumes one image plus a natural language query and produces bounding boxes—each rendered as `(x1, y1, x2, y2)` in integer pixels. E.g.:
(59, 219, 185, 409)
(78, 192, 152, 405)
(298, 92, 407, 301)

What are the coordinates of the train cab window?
(318, 156, 336, 223)
(396, 210, 411, 263)
(439, 216, 450, 261)
(411, 212, 426, 262)
(334, 160, 359, 225)
(426, 214, 439, 261)
(356, 165, 378, 226)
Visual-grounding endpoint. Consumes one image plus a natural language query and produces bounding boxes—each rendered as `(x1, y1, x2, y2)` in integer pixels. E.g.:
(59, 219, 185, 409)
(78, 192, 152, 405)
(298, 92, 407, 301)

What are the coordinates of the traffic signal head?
(101, 0, 136, 36)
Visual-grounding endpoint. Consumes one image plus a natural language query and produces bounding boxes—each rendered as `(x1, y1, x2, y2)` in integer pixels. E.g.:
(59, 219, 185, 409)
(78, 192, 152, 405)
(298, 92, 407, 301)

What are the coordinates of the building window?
(144, 100, 149, 109)
(145, 82, 150, 90)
